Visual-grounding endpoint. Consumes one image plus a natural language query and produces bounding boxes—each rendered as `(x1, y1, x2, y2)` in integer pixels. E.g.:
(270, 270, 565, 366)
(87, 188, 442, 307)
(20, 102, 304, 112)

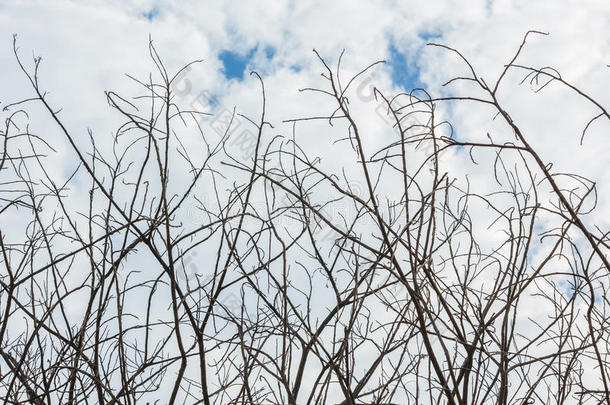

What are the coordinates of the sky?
(1, 0, 605, 264)
(1, 0, 608, 183)
(1, 0, 610, 403)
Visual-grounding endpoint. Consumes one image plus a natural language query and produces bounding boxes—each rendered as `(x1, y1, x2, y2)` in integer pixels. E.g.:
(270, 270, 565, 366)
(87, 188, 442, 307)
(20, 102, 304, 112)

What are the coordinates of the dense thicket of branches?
(1, 32, 609, 405)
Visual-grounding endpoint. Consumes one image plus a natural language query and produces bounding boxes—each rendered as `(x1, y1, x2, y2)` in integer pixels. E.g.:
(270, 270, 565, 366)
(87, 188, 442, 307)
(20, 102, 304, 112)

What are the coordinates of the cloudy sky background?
(1, 1, 610, 403)
(1, 0, 608, 202)
(1, 0, 608, 275)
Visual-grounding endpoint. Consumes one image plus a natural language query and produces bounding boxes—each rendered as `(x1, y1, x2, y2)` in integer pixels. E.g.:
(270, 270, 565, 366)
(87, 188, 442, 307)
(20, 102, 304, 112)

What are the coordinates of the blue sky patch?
(264, 46, 276, 60)
(142, 7, 159, 21)
(418, 29, 443, 43)
(219, 45, 276, 81)
(388, 42, 425, 92)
